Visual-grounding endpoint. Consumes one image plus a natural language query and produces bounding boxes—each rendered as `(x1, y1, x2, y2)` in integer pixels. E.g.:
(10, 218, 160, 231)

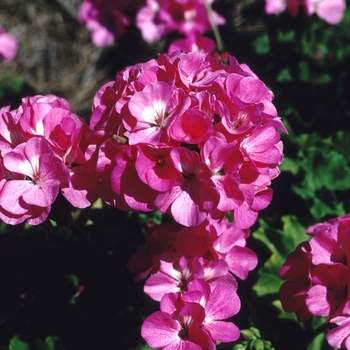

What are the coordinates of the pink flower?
(0, 138, 69, 225)
(89, 50, 286, 228)
(327, 315, 350, 349)
(184, 279, 241, 343)
(0, 95, 99, 216)
(141, 301, 214, 350)
(154, 147, 219, 227)
(305, 0, 346, 24)
(144, 255, 204, 301)
(279, 242, 313, 322)
(0, 27, 17, 62)
(280, 214, 350, 348)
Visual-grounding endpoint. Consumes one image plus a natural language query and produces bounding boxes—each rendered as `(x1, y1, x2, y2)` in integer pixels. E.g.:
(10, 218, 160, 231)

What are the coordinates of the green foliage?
(8, 335, 65, 350)
(0, 71, 24, 101)
(233, 328, 274, 350)
(253, 216, 307, 297)
(281, 131, 350, 220)
(9, 336, 30, 350)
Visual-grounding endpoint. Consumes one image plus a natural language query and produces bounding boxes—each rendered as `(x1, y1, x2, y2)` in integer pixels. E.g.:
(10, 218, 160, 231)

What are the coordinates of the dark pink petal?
(141, 311, 180, 348)
(202, 320, 240, 342)
(205, 285, 241, 320)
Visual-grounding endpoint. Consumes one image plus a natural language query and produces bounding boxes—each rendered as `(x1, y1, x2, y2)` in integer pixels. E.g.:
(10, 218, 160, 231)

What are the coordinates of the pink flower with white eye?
(141, 301, 214, 350)
(0, 27, 17, 62)
(126, 81, 190, 145)
(0, 138, 70, 225)
(144, 255, 204, 301)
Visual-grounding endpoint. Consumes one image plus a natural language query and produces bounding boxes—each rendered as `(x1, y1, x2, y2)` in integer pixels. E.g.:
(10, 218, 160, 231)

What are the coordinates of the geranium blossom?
(89, 50, 286, 228)
(0, 94, 98, 224)
(280, 214, 350, 348)
(142, 300, 214, 350)
(0, 138, 69, 225)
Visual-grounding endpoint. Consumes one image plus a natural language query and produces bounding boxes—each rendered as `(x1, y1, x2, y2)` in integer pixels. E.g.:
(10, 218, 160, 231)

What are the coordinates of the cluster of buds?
(280, 214, 350, 349)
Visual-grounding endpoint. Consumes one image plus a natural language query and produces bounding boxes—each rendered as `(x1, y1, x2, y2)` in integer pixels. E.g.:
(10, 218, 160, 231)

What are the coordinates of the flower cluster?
(127, 216, 257, 348)
(89, 50, 287, 229)
(0, 95, 98, 225)
(136, 0, 225, 43)
(265, 0, 346, 24)
(0, 26, 17, 62)
(280, 214, 350, 349)
(86, 49, 287, 348)
(78, 0, 224, 50)
(0, 50, 286, 348)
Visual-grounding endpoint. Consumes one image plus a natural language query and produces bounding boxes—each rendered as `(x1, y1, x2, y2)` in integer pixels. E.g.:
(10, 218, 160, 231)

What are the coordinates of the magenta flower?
(0, 27, 17, 62)
(0, 94, 99, 221)
(89, 50, 286, 228)
(0, 138, 69, 225)
(280, 214, 350, 348)
(136, 0, 225, 43)
(279, 242, 313, 322)
(184, 279, 241, 343)
(327, 315, 350, 349)
(141, 301, 214, 350)
(154, 146, 219, 227)
(144, 255, 204, 301)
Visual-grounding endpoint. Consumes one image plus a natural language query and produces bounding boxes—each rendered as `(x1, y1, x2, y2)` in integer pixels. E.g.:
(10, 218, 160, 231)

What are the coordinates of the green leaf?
(44, 336, 65, 350)
(253, 216, 307, 297)
(253, 34, 270, 55)
(9, 335, 30, 350)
